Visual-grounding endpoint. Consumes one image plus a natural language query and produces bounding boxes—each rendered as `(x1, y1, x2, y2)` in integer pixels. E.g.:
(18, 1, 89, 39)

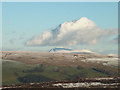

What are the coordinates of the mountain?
(72, 49, 94, 54)
(49, 47, 94, 54)
(49, 47, 72, 53)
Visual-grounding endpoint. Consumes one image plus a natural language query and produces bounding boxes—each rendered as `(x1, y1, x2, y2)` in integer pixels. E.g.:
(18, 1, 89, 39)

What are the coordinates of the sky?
(2, 2, 118, 54)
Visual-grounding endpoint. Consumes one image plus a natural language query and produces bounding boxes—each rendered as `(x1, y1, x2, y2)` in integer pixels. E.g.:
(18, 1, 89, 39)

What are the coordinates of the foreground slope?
(2, 51, 118, 86)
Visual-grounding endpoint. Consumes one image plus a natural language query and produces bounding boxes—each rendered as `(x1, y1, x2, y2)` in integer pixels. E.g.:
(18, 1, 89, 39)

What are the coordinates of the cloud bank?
(26, 17, 117, 46)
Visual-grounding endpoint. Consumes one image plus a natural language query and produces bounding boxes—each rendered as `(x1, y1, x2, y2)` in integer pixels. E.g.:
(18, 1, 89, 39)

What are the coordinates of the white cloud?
(26, 17, 117, 46)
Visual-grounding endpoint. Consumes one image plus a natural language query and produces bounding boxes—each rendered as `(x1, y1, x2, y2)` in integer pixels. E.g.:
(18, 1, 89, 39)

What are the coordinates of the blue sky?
(2, 2, 118, 54)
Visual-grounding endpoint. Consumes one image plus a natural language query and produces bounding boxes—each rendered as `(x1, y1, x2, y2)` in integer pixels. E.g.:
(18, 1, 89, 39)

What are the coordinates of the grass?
(2, 60, 30, 85)
(2, 60, 117, 85)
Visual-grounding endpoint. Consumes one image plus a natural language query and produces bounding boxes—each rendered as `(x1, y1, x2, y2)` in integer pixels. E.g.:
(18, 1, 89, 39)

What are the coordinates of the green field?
(2, 60, 117, 85)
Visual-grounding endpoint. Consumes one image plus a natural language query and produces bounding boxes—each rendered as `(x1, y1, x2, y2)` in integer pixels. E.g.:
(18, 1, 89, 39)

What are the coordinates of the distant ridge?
(49, 48, 72, 53)
(49, 47, 94, 54)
